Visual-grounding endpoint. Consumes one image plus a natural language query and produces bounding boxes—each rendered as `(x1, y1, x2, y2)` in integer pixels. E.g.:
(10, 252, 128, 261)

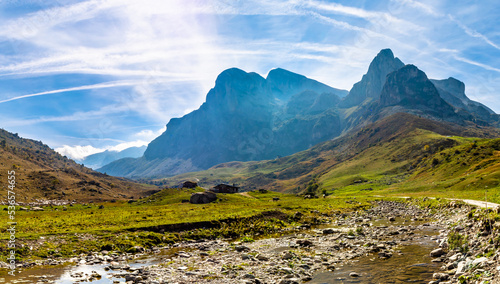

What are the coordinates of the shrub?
(448, 231, 468, 253)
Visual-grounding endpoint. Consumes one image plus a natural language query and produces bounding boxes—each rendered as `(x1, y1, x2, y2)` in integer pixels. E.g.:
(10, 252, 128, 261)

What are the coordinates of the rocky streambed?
(1, 200, 499, 284)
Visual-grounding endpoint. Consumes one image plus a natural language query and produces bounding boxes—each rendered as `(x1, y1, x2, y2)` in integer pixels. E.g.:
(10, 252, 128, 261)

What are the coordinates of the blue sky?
(0, 0, 499, 160)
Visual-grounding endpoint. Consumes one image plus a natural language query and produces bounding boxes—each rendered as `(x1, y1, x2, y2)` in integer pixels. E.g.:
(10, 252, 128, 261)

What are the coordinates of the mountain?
(267, 68, 348, 102)
(80, 146, 146, 169)
(100, 48, 499, 179)
(431, 77, 497, 124)
(339, 49, 404, 108)
(0, 129, 156, 202)
(154, 113, 500, 192)
(100, 68, 348, 178)
(377, 64, 457, 120)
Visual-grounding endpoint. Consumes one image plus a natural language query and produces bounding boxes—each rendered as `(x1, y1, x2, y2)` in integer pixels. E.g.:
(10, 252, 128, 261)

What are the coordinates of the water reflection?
(309, 227, 441, 284)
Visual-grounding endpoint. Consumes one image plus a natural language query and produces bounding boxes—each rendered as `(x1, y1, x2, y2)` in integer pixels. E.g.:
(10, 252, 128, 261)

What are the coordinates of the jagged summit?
(99, 49, 499, 179)
(431, 77, 496, 122)
(340, 48, 404, 108)
(379, 64, 455, 118)
(267, 68, 347, 101)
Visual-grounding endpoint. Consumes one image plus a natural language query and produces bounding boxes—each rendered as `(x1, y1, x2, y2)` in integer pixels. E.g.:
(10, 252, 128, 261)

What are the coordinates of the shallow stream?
(309, 224, 441, 283)
(0, 218, 442, 284)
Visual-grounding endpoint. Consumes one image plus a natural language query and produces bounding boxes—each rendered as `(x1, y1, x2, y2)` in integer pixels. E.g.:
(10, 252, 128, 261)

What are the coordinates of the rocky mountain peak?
(205, 68, 269, 109)
(431, 77, 467, 101)
(267, 68, 346, 101)
(379, 64, 456, 118)
(267, 68, 307, 84)
(340, 48, 404, 107)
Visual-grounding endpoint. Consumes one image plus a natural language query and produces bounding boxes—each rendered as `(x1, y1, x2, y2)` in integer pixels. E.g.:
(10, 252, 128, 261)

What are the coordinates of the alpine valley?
(2, 49, 500, 284)
(98, 48, 500, 192)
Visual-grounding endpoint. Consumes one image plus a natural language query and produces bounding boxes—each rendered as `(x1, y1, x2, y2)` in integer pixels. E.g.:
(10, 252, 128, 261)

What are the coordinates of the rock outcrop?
(339, 48, 404, 108)
(190, 191, 217, 204)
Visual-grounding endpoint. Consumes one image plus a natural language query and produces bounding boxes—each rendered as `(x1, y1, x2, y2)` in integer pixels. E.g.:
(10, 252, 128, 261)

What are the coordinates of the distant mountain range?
(99, 49, 499, 179)
(158, 112, 500, 192)
(79, 146, 146, 169)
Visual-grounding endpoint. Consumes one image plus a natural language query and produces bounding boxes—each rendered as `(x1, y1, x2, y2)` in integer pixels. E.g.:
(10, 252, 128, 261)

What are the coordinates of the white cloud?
(2, 104, 130, 127)
(55, 144, 105, 160)
(390, 0, 442, 17)
(108, 140, 149, 152)
(306, 0, 423, 34)
(132, 126, 166, 141)
(55, 125, 165, 160)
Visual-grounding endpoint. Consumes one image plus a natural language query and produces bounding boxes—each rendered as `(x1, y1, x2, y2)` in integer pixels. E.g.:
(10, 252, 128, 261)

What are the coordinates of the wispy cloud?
(449, 15, 500, 51)
(2, 104, 130, 127)
(306, 0, 423, 34)
(454, 55, 500, 73)
(0, 0, 109, 40)
(0, 80, 141, 104)
(390, 0, 442, 17)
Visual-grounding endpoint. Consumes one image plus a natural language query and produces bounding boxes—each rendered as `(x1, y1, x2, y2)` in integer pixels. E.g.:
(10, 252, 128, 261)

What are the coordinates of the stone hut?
(212, 184, 239, 194)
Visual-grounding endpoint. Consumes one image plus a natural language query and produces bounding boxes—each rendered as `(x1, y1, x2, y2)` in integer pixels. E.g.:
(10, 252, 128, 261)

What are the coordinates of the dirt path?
(389, 196, 500, 210)
(238, 192, 256, 199)
(455, 198, 500, 209)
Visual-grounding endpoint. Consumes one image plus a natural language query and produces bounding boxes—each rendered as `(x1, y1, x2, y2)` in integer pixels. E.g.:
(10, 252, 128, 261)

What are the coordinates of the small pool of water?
(0, 246, 196, 284)
(0, 260, 149, 284)
(309, 226, 441, 283)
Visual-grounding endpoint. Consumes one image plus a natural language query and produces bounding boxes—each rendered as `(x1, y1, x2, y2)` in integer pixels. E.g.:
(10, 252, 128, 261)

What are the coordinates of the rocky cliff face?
(431, 77, 498, 124)
(107, 67, 348, 178)
(267, 68, 347, 102)
(99, 49, 498, 178)
(340, 49, 404, 108)
(144, 68, 277, 169)
(379, 64, 456, 119)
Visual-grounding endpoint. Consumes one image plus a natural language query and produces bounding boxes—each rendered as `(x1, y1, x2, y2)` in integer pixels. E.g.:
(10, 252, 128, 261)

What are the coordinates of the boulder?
(430, 248, 446, 257)
(349, 272, 360, 277)
(182, 181, 198, 188)
(432, 273, 449, 280)
(190, 191, 217, 204)
(471, 257, 488, 268)
(297, 240, 313, 247)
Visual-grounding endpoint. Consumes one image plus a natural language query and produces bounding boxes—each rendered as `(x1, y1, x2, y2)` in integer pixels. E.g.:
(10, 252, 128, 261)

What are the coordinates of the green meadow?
(1, 188, 373, 262)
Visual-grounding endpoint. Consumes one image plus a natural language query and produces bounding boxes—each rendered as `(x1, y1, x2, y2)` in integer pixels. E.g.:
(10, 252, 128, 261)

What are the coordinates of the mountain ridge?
(0, 129, 155, 202)
(99, 49, 499, 179)
(152, 112, 500, 192)
(79, 145, 146, 170)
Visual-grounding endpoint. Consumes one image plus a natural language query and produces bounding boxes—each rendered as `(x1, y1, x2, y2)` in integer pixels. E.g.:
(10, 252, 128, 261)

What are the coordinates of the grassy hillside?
(389, 137, 500, 202)
(0, 129, 157, 202)
(154, 113, 500, 198)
